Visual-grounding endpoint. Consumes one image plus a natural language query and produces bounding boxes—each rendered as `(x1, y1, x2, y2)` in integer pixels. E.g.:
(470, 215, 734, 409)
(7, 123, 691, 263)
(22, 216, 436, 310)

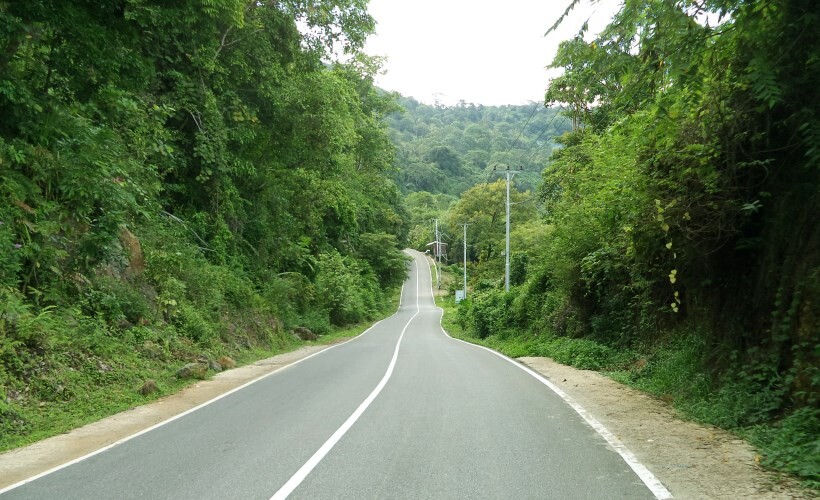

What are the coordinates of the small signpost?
(455, 290, 465, 303)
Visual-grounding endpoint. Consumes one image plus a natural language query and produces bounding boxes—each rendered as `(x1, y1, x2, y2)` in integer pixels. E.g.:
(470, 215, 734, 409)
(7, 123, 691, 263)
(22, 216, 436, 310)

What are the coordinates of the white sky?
(363, 0, 622, 106)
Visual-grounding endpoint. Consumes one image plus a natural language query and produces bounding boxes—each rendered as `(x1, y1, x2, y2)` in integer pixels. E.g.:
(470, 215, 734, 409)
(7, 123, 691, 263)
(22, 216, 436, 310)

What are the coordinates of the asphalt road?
(1, 250, 666, 499)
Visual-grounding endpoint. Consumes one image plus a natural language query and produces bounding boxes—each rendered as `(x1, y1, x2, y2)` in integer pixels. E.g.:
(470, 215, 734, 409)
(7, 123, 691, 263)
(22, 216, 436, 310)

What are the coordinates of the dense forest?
(401, 0, 819, 486)
(387, 97, 571, 195)
(0, 0, 408, 448)
(386, 99, 570, 250)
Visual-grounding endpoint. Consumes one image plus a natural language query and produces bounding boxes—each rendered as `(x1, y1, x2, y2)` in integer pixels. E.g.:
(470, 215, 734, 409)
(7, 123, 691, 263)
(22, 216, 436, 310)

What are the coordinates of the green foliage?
(433, 0, 819, 486)
(387, 97, 571, 196)
(747, 408, 820, 487)
(80, 275, 154, 326)
(457, 290, 509, 340)
(0, 0, 409, 452)
(531, 337, 635, 371)
(0, 207, 22, 287)
(509, 253, 529, 287)
(403, 191, 456, 250)
(445, 179, 536, 264)
(355, 233, 409, 289)
(315, 250, 385, 327)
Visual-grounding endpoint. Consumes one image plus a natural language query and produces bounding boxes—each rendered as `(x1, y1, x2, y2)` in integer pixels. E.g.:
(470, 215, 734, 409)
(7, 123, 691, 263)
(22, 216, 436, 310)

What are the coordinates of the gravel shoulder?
(0, 346, 813, 498)
(518, 357, 814, 499)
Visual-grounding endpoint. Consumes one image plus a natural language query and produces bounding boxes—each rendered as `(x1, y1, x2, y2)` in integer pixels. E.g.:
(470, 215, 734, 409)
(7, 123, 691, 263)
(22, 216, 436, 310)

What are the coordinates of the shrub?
(315, 251, 383, 326)
(747, 407, 820, 487)
(533, 337, 635, 371)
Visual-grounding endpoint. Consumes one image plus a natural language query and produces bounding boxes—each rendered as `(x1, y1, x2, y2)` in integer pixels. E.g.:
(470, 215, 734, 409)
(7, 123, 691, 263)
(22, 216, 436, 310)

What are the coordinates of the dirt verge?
(518, 357, 814, 499)
(0, 345, 330, 490)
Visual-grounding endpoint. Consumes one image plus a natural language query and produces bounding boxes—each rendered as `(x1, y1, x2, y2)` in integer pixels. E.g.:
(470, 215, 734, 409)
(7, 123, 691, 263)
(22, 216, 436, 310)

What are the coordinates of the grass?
(605, 334, 820, 489)
(437, 294, 636, 370)
(0, 288, 403, 453)
(434, 266, 818, 490)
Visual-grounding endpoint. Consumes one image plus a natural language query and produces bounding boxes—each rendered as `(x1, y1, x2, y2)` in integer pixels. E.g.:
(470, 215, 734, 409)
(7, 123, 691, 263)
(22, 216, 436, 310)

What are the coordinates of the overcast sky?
(363, 0, 622, 106)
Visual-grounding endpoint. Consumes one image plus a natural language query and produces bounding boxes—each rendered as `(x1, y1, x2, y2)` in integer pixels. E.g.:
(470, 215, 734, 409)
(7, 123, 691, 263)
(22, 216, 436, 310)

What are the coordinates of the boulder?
(176, 362, 208, 380)
(294, 327, 317, 341)
(139, 379, 159, 396)
(217, 356, 236, 369)
(141, 340, 165, 360)
(208, 358, 223, 372)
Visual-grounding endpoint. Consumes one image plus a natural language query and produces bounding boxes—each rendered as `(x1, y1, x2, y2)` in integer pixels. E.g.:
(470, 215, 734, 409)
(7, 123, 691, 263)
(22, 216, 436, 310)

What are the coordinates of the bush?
(458, 289, 514, 339)
(315, 251, 384, 326)
(622, 334, 712, 403)
(81, 276, 154, 326)
(686, 362, 788, 428)
(0, 206, 23, 288)
(747, 407, 820, 487)
(533, 337, 635, 371)
(356, 233, 408, 289)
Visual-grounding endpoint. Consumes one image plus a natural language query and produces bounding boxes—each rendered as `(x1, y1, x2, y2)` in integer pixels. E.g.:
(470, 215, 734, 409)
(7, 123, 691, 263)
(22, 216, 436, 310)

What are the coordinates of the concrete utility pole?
(433, 218, 441, 289)
(459, 223, 469, 298)
(493, 166, 522, 292)
(434, 219, 440, 263)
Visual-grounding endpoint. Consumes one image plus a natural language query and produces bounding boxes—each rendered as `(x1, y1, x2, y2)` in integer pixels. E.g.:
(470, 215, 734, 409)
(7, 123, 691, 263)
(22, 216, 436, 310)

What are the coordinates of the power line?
(500, 100, 541, 164)
(519, 105, 568, 166)
(518, 78, 651, 169)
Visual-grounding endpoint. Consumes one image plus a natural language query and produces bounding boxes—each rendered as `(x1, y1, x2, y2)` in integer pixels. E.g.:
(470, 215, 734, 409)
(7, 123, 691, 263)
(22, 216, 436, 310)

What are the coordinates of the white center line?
(270, 256, 421, 499)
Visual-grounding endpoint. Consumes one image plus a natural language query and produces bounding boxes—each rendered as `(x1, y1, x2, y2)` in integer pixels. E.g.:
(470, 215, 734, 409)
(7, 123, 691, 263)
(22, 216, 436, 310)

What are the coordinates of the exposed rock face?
(293, 327, 317, 341)
(176, 362, 208, 380)
(139, 380, 159, 395)
(217, 356, 236, 369)
(119, 227, 145, 277)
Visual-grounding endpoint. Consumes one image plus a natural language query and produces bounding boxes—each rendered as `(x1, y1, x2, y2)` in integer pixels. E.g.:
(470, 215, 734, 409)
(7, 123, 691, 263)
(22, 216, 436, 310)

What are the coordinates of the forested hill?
(0, 1, 408, 447)
(385, 96, 572, 195)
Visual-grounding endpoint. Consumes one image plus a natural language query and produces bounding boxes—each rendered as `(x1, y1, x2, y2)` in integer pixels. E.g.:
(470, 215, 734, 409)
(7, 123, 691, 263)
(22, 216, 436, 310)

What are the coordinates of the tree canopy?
(386, 97, 571, 195)
(0, 0, 410, 443)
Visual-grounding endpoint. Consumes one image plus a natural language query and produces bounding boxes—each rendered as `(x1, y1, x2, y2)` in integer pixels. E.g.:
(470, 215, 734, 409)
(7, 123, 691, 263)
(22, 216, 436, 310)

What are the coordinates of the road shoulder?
(518, 357, 812, 500)
(0, 345, 330, 490)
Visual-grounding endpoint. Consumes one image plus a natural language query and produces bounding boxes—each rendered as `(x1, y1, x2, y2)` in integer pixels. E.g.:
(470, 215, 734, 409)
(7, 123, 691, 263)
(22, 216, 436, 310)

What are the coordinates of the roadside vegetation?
(0, 283, 402, 453)
(0, 1, 408, 451)
(0, 0, 816, 490)
(414, 0, 818, 488)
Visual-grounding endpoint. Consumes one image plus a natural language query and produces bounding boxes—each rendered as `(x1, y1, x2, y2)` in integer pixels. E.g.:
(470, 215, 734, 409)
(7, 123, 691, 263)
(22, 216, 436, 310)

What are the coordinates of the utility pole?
(459, 223, 469, 298)
(493, 166, 522, 292)
(433, 218, 441, 289)
(434, 219, 440, 264)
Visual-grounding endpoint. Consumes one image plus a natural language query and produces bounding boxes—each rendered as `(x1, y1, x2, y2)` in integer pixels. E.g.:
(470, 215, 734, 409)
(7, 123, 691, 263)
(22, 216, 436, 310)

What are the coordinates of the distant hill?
(385, 96, 572, 195)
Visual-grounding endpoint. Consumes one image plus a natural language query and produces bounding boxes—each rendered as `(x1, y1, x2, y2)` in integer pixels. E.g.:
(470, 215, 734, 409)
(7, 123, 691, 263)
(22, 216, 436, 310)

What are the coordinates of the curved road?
(1, 250, 669, 499)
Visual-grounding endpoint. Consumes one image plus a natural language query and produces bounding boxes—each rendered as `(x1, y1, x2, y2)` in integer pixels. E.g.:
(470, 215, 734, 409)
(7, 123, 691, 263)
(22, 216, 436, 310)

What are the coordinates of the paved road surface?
(1, 250, 667, 499)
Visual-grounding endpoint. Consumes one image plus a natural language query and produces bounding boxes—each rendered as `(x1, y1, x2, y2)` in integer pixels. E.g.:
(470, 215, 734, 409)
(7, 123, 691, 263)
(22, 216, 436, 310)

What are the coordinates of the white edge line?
(271, 256, 420, 499)
(420, 253, 673, 500)
(0, 280, 409, 496)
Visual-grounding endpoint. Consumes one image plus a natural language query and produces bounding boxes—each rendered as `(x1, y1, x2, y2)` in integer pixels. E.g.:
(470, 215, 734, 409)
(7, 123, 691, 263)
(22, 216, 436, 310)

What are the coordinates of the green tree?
(445, 180, 535, 264)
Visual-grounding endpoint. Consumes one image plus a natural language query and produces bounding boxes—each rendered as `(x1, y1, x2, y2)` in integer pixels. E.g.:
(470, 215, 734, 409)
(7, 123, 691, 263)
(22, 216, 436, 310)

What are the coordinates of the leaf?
(666, 242, 673, 250)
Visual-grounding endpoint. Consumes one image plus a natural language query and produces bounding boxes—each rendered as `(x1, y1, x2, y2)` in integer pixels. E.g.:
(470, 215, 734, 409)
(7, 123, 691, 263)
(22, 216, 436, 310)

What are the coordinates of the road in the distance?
(1, 250, 665, 499)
